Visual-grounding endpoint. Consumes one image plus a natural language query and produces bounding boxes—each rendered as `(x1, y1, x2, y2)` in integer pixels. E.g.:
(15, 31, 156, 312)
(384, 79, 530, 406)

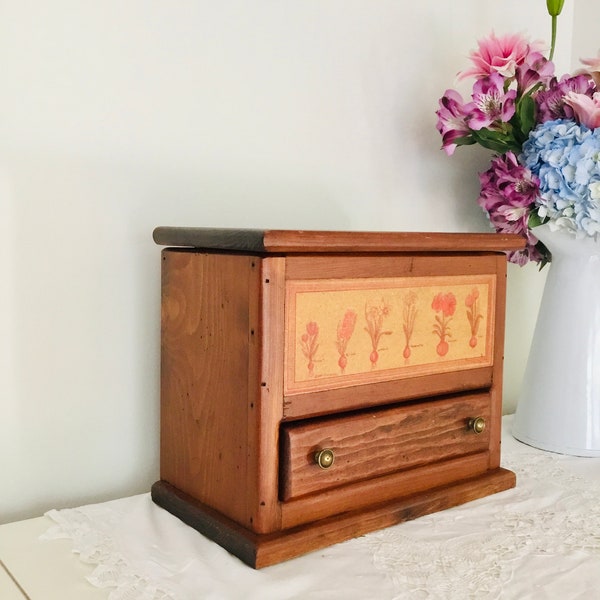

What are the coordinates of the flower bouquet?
(436, 0, 600, 267)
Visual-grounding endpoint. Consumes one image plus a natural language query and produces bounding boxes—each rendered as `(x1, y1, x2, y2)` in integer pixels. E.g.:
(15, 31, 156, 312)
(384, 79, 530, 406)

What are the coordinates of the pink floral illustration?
(465, 288, 483, 348)
(364, 299, 392, 368)
(431, 292, 456, 357)
(300, 321, 319, 375)
(335, 309, 357, 373)
(402, 291, 418, 359)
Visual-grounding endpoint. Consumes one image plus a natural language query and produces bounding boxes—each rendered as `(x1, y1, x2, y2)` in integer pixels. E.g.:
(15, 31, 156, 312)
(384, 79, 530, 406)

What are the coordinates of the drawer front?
(280, 393, 491, 501)
(284, 273, 496, 396)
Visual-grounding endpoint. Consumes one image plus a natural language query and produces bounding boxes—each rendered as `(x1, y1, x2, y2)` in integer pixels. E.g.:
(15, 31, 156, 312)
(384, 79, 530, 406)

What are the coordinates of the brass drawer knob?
(314, 448, 335, 469)
(468, 416, 486, 434)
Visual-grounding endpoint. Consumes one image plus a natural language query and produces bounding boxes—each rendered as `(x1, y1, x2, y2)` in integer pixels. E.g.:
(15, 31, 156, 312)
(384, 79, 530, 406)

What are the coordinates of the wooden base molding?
(152, 469, 516, 569)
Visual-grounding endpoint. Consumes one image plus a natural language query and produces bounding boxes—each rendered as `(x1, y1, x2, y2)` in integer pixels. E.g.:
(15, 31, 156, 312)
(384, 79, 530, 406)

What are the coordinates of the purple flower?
(536, 74, 595, 122)
(468, 72, 517, 130)
(478, 152, 543, 264)
(515, 51, 555, 93)
(435, 89, 472, 155)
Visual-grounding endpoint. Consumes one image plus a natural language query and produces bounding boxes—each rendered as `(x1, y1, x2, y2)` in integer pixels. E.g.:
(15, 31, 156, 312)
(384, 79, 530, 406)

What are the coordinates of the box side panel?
(159, 250, 257, 527)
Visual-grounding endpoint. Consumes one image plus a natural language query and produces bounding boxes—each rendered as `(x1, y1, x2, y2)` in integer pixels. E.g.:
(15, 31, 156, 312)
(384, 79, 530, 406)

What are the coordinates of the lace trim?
(365, 453, 600, 599)
(40, 452, 600, 599)
(40, 506, 176, 600)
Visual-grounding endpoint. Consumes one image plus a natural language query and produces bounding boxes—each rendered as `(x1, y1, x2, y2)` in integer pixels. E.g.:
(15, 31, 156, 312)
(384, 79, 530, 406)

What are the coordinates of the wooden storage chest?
(151, 228, 523, 568)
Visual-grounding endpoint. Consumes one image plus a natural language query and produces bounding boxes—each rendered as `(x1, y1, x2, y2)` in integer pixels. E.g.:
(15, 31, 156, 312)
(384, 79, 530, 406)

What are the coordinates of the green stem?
(549, 14, 557, 61)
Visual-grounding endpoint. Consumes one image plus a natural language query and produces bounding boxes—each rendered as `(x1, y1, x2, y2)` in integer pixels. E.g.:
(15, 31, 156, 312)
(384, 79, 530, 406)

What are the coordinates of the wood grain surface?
(280, 393, 491, 501)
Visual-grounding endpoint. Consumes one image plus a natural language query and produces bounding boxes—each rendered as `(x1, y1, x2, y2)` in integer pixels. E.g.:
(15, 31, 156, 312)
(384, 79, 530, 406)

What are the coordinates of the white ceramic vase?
(513, 223, 600, 456)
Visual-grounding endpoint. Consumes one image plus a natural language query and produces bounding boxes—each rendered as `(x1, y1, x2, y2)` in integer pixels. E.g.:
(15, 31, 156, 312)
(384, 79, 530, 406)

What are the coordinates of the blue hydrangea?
(521, 119, 600, 236)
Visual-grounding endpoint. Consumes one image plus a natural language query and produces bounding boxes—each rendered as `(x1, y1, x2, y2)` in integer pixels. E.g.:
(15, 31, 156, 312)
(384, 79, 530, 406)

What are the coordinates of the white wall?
(0, 0, 595, 523)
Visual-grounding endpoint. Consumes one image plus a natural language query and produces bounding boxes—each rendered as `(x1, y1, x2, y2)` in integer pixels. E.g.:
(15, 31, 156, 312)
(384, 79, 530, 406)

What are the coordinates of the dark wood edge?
(151, 468, 516, 569)
(152, 227, 526, 254)
(151, 480, 261, 566)
(153, 227, 267, 252)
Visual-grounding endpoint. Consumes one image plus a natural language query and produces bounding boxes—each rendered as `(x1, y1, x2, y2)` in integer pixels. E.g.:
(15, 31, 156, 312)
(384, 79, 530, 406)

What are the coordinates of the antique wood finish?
(280, 393, 491, 501)
(153, 228, 522, 568)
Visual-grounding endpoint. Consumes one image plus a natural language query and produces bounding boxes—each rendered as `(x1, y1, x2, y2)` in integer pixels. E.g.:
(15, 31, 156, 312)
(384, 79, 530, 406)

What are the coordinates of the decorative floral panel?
(284, 275, 496, 395)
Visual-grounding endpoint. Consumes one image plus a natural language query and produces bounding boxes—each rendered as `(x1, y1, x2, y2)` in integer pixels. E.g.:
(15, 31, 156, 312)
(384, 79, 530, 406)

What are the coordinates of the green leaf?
(514, 95, 536, 142)
(536, 240, 552, 270)
(470, 128, 518, 153)
(452, 135, 476, 148)
(528, 210, 546, 229)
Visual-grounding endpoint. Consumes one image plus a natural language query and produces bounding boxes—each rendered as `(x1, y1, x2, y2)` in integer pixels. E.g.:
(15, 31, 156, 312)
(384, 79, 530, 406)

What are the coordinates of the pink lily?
(564, 91, 600, 128)
(578, 54, 600, 88)
(458, 32, 545, 80)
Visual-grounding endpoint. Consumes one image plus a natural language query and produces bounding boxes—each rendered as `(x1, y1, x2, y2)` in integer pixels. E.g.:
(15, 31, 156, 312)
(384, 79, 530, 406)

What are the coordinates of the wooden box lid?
(152, 227, 525, 255)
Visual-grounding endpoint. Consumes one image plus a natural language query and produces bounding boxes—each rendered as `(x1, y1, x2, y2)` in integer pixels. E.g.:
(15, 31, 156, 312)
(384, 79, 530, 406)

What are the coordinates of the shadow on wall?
(503, 261, 547, 415)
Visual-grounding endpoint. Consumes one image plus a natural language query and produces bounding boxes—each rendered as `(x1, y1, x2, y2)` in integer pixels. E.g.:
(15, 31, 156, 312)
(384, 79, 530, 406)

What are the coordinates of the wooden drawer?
(280, 392, 491, 501)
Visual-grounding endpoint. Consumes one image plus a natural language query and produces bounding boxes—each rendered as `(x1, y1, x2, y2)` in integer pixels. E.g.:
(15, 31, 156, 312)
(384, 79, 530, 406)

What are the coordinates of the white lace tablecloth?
(41, 415, 600, 600)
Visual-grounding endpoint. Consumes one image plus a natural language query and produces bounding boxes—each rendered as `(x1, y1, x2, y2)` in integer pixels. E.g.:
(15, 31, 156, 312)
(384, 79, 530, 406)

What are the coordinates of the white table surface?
(0, 516, 107, 600)
(2, 414, 600, 600)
